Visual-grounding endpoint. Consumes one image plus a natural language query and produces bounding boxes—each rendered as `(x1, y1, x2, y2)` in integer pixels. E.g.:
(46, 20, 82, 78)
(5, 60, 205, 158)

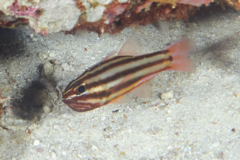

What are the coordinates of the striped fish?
(62, 36, 195, 112)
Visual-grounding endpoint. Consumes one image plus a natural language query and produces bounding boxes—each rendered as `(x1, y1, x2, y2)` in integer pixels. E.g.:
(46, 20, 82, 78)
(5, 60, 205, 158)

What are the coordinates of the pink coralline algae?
(8, 0, 41, 19)
(136, 1, 153, 13)
(104, 3, 130, 24)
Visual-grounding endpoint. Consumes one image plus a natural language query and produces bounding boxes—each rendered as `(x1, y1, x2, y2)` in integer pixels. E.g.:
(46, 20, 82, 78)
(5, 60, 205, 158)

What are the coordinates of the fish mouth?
(62, 99, 80, 111)
(62, 98, 98, 112)
(62, 98, 71, 105)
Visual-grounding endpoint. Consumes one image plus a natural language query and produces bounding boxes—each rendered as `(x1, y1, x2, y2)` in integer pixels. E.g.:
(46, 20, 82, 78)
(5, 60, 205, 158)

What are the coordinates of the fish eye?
(77, 85, 85, 93)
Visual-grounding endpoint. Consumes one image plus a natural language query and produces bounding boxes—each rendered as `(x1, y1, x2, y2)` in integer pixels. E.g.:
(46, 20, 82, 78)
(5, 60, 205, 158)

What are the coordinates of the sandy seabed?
(0, 4, 240, 160)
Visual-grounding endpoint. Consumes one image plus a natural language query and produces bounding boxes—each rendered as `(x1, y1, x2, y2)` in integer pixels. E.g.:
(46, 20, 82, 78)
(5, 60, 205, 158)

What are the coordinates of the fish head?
(62, 80, 104, 112)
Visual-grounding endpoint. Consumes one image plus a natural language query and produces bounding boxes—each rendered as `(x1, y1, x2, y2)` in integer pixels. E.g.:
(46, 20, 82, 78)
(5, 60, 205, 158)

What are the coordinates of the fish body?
(62, 37, 195, 112)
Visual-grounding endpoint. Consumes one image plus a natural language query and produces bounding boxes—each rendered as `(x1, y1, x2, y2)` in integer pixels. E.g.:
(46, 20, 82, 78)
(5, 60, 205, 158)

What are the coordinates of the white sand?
(0, 5, 240, 160)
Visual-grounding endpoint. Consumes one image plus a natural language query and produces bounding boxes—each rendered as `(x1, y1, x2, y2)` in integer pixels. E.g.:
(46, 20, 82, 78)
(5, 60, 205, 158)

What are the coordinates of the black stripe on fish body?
(64, 56, 131, 90)
(63, 50, 171, 99)
(86, 56, 171, 90)
(80, 58, 171, 103)
(168, 55, 173, 61)
(111, 66, 171, 94)
(78, 50, 169, 82)
(65, 50, 169, 91)
(104, 65, 172, 102)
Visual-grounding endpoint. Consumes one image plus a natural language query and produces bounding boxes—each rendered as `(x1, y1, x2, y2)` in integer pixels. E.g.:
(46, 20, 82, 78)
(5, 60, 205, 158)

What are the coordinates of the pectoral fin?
(129, 82, 152, 99)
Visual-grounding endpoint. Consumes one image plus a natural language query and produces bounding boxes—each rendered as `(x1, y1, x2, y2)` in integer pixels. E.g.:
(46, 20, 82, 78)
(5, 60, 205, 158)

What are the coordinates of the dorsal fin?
(117, 34, 143, 56)
(102, 34, 143, 61)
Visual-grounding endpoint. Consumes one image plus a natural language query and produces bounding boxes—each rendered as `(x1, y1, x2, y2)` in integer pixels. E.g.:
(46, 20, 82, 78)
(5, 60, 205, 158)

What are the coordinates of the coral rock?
(0, 0, 237, 35)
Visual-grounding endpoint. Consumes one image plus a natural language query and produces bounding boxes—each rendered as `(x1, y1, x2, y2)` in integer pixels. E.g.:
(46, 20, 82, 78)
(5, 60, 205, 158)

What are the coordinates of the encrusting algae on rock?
(0, 0, 239, 35)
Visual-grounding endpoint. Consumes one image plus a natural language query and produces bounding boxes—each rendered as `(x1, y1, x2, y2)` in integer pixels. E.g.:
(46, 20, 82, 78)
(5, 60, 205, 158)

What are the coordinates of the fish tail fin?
(166, 38, 196, 73)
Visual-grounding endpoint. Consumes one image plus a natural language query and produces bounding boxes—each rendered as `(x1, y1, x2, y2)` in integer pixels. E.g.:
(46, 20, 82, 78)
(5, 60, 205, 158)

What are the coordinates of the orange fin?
(130, 82, 152, 99)
(166, 39, 195, 73)
(117, 34, 143, 56)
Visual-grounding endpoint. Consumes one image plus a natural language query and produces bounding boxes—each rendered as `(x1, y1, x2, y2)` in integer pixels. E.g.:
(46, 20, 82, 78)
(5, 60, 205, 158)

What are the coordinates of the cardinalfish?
(62, 36, 195, 112)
